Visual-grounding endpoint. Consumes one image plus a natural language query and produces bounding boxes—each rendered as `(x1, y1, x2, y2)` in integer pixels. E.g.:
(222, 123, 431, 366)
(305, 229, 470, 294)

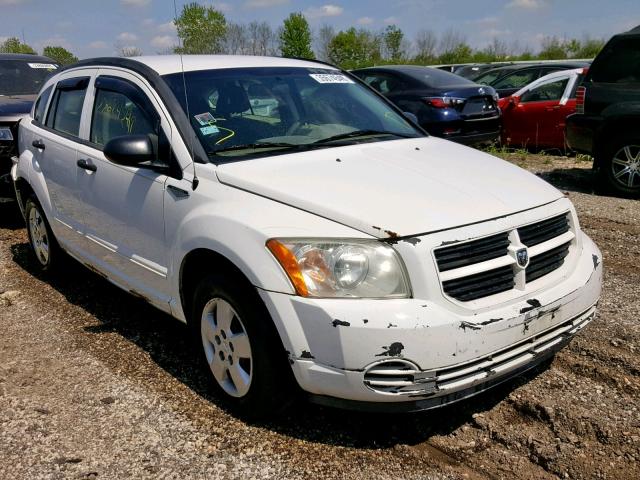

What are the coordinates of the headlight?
(267, 239, 411, 298)
(0, 127, 13, 141)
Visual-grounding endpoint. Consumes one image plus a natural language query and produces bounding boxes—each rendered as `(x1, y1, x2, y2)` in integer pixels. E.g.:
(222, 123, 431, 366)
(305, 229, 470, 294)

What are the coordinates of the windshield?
(163, 66, 423, 161)
(0, 60, 59, 96)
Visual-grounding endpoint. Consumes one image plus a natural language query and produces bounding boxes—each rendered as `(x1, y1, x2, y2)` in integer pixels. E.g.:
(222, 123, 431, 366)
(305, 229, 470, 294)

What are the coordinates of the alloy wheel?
(611, 145, 640, 189)
(200, 298, 253, 398)
(28, 206, 49, 266)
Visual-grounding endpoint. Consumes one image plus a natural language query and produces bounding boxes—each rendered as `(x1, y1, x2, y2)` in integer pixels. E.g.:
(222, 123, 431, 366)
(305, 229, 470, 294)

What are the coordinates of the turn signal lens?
(266, 239, 309, 296)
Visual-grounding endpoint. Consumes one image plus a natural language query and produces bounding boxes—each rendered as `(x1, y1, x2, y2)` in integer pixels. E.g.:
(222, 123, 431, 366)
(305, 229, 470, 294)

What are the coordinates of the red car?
(498, 68, 587, 151)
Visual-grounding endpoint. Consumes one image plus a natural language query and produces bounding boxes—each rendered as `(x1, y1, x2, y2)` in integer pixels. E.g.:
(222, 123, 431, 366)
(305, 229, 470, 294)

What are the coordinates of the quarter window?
(46, 77, 89, 137)
(33, 85, 53, 124)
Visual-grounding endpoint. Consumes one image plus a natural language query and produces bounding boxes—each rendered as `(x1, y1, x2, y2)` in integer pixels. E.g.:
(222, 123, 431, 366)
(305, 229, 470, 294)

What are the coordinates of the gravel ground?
(1, 153, 639, 479)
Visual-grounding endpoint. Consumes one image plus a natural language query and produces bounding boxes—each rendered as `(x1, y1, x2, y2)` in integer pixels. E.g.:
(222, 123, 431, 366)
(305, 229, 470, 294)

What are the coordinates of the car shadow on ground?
(0, 204, 25, 230)
(10, 240, 553, 450)
(536, 167, 596, 194)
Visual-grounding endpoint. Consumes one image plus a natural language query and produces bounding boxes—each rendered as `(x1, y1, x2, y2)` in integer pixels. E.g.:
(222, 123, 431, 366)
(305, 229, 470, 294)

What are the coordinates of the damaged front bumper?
(259, 231, 602, 411)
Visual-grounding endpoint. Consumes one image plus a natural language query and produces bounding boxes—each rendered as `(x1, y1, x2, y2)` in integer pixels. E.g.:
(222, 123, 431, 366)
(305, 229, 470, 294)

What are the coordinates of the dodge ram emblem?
(516, 248, 529, 268)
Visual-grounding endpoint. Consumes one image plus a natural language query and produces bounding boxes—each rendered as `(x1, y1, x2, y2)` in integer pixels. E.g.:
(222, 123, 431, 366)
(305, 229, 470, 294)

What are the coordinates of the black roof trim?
(0, 53, 58, 63)
(58, 57, 208, 165)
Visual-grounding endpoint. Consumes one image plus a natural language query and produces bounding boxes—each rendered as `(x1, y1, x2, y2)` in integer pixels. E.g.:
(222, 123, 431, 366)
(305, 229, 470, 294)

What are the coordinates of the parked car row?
(350, 63, 589, 149)
(0, 54, 59, 203)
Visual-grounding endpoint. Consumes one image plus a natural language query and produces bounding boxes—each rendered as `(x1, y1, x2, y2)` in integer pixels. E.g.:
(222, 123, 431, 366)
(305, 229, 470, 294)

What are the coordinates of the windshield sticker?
(200, 125, 219, 136)
(309, 73, 354, 84)
(28, 63, 58, 69)
(194, 112, 216, 125)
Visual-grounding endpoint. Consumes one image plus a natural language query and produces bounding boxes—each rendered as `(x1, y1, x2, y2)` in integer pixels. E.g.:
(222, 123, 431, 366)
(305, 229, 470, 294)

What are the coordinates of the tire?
(596, 136, 640, 198)
(191, 273, 294, 418)
(24, 196, 60, 271)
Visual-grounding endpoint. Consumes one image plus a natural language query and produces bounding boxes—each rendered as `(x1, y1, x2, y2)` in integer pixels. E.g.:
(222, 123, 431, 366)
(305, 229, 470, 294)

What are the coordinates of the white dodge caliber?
(12, 56, 602, 416)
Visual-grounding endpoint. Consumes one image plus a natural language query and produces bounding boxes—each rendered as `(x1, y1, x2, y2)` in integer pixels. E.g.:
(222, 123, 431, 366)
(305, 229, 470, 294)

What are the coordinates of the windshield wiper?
(209, 142, 304, 156)
(313, 129, 414, 144)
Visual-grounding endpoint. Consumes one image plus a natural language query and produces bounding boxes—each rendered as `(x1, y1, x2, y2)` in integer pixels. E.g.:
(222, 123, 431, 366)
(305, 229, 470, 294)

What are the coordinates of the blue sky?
(0, 0, 638, 58)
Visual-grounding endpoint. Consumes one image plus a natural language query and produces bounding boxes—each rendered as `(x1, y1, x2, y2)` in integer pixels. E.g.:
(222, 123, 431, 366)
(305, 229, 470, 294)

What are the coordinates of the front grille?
(434, 211, 574, 302)
(435, 232, 510, 272)
(526, 242, 571, 283)
(442, 265, 515, 301)
(518, 213, 570, 247)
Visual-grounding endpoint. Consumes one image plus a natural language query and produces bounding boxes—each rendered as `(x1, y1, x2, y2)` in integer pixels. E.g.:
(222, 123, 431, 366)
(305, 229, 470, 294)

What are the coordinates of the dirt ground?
(1, 153, 639, 479)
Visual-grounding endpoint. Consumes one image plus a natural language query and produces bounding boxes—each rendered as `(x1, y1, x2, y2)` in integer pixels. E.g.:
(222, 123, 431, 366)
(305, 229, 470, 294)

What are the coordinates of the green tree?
(538, 36, 567, 60)
(383, 25, 405, 62)
(328, 28, 381, 69)
(42, 46, 78, 65)
(0, 37, 36, 54)
(279, 12, 314, 59)
(174, 2, 227, 54)
(438, 42, 473, 64)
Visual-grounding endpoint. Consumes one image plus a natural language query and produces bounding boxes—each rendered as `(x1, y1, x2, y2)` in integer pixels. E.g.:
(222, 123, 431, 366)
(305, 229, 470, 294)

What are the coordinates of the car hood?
(215, 137, 563, 238)
(0, 94, 36, 117)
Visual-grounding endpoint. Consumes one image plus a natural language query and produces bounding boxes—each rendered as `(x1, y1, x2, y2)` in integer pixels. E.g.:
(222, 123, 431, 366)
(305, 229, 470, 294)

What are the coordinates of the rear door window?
(590, 38, 640, 84)
(46, 77, 90, 137)
(361, 73, 405, 94)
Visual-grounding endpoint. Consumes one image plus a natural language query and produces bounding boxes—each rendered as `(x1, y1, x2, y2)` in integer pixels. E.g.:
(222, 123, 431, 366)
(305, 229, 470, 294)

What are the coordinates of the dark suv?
(0, 54, 59, 203)
(566, 26, 640, 197)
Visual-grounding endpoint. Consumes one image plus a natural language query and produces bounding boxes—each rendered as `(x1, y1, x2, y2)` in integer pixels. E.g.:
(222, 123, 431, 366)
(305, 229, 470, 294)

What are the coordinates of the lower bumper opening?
(309, 305, 596, 413)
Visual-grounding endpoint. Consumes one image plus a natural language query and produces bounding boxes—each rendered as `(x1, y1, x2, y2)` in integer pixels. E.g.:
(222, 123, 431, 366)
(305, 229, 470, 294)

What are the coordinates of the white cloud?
(483, 28, 512, 37)
(506, 0, 546, 9)
(383, 16, 399, 24)
(150, 35, 176, 49)
(120, 0, 150, 6)
(117, 32, 138, 42)
(304, 4, 343, 19)
(357, 16, 374, 25)
(40, 35, 72, 50)
(157, 21, 176, 33)
(89, 41, 108, 49)
(0, 0, 30, 5)
(244, 0, 288, 7)
(141, 18, 155, 27)
(212, 1, 233, 12)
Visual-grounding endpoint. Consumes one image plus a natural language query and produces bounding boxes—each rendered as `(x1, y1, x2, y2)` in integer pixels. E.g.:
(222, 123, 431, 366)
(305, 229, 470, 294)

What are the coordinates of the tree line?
(1, 2, 606, 69)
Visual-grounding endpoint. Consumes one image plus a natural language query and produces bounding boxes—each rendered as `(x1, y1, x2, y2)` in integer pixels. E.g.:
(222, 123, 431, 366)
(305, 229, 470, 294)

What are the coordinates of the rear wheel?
(596, 137, 640, 198)
(25, 196, 60, 271)
(192, 274, 294, 418)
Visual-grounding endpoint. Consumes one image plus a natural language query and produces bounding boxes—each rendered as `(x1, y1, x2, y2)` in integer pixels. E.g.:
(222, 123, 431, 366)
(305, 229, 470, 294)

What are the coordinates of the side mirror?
(104, 135, 155, 167)
(403, 111, 418, 124)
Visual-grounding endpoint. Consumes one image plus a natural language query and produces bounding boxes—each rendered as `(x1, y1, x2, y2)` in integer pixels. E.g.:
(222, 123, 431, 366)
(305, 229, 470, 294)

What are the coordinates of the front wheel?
(596, 138, 640, 198)
(192, 274, 294, 418)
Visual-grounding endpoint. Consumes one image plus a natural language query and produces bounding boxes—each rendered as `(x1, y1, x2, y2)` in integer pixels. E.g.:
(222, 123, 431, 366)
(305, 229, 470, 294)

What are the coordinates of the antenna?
(173, 0, 199, 190)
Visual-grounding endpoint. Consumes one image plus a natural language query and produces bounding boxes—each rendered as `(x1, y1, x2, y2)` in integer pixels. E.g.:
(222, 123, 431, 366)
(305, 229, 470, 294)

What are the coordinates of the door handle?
(77, 158, 97, 172)
(32, 140, 45, 150)
(546, 106, 561, 111)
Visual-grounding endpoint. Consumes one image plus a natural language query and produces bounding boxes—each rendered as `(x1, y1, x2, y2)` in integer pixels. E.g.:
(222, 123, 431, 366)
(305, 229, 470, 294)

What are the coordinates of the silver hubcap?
(201, 298, 252, 398)
(612, 145, 640, 189)
(28, 206, 49, 265)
